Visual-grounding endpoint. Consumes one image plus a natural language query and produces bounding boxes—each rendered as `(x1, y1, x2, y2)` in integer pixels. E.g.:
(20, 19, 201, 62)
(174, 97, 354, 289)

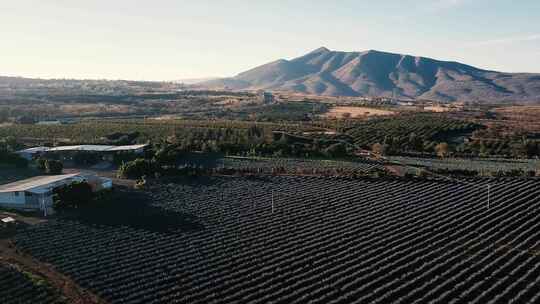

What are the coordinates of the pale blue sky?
(2, 0, 539, 80)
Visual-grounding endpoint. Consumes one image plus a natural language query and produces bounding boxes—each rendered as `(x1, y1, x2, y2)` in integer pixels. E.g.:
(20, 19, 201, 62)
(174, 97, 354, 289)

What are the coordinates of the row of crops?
(0, 263, 64, 304)
(13, 175, 540, 303)
(0, 119, 319, 143)
(387, 156, 540, 174)
(178, 156, 385, 175)
(345, 114, 479, 148)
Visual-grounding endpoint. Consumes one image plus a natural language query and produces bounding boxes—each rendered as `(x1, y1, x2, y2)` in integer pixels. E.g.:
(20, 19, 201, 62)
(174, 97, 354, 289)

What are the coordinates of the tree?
(372, 143, 385, 155)
(45, 160, 63, 175)
(323, 143, 348, 158)
(525, 140, 539, 158)
(73, 152, 101, 166)
(408, 132, 424, 152)
(53, 181, 94, 210)
(511, 142, 527, 158)
(117, 158, 158, 179)
(0, 151, 28, 168)
(36, 157, 48, 172)
(435, 142, 449, 158)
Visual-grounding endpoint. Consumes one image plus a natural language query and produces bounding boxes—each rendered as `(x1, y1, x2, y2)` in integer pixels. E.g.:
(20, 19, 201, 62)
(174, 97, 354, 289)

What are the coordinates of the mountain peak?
(200, 48, 540, 104)
(309, 47, 331, 54)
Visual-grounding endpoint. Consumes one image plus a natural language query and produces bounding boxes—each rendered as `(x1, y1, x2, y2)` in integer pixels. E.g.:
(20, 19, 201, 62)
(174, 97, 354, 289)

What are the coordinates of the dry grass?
(424, 105, 452, 112)
(494, 106, 540, 116)
(323, 106, 395, 118)
(59, 104, 133, 115)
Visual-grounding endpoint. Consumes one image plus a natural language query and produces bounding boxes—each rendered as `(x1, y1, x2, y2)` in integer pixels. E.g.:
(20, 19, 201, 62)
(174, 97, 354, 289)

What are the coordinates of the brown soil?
(324, 106, 395, 118)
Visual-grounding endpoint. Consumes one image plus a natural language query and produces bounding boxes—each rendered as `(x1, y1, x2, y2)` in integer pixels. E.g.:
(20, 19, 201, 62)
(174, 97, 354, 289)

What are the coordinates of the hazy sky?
(2, 0, 540, 80)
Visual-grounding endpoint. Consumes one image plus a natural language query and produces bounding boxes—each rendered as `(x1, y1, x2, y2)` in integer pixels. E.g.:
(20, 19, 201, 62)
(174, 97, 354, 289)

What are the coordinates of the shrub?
(0, 151, 28, 168)
(435, 142, 449, 158)
(45, 160, 63, 175)
(73, 152, 101, 166)
(53, 181, 94, 210)
(117, 158, 158, 179)
(323, 143, 348, 158)
(36, 157, 47, 172)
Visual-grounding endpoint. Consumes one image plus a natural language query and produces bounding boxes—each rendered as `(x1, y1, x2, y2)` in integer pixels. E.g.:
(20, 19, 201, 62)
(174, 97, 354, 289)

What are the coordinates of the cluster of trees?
(0, 109, 9, 123)
(73, 152, 101, 166)
(0, 137, 28, 168)
(371, 133, 451, 157)
(464, 138, 540, 158)
(372, 133, 540, 159)
(103, 131, 140, 145)
(117, 157, 390, 180)
(0, 109, 40, 124)
(431, 168, 537, 178)
(117, 159, 158, 179)
(0, 137, 24, 152)
(53, 181, 94, 210)
(157, 126, 353, 159)
(0, 151, 28, 168)
(36, 158, 63, 175)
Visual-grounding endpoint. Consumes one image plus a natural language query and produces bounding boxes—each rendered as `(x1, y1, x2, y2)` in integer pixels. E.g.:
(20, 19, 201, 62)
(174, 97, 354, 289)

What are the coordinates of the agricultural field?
(179, 156, 385, 175)
(345, 114, 480, 150)
(387, 156, 540, 175)
(13, 175, 540, 303)
(323, 106, 396, 119)
(0, 119, 319, 144)
(0, 262, 65, 303)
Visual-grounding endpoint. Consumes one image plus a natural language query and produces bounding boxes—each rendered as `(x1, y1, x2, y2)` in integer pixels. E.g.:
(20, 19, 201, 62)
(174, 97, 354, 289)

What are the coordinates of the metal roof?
(18, 144, 148, 154)
(1, 217, 15, 223)
(107, 144, 148, 151)
(48, 145, 113, 152)
(0, 174, 81, 193)
(18, 146, 50, 153)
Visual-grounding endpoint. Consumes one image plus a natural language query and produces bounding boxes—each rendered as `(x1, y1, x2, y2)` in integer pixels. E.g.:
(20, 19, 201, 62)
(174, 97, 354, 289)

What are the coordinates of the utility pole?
(271, 189, 275, 214)
(487, 184, 491, 209)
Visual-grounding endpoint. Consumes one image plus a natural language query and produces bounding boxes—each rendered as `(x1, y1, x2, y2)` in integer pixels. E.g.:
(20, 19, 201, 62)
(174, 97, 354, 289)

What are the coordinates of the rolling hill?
(199, 47, 540, 103)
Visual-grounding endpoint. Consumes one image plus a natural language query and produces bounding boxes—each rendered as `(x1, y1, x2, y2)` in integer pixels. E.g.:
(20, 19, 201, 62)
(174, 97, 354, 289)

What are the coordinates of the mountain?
(174, 77, 220, 85)
(199, 47, 540, 103)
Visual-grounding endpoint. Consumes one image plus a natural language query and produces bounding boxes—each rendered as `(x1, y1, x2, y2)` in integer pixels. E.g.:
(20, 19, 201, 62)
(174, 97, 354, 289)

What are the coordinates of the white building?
(0, 173, 112, 215)
(16, 144, 148, 160)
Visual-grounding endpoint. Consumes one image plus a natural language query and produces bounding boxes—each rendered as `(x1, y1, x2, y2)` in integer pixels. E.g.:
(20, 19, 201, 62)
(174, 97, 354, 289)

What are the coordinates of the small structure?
(1, 217, 16, 226)
(36, 120, 63, 125)
(0, 173, 112, 215)
(16, 146, 50, 160)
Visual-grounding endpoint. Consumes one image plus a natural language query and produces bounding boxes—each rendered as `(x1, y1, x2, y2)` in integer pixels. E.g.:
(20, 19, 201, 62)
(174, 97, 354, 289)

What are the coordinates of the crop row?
(387, 156, 540, 174)
(14, 176, 540, 303)
(177, 156, 384, 176)
(0, 263, 65, 304)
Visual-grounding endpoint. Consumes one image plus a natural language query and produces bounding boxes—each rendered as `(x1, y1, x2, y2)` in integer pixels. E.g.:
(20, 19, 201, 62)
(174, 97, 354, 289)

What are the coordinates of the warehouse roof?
(103, 144, 148, 151)
(0, 174, 81, 193)
(19, 146, 50, 153)
(17, 144, 147, 154)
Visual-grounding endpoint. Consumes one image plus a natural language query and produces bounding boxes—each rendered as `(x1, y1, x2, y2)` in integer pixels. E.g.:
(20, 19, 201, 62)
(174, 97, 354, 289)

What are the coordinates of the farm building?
(0, 173, 112, 215)
(16, 144, 148, 161)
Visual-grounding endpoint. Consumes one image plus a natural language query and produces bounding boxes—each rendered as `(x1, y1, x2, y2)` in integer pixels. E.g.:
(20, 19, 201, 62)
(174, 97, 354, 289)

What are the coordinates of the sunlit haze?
(3, 0, 540, 80)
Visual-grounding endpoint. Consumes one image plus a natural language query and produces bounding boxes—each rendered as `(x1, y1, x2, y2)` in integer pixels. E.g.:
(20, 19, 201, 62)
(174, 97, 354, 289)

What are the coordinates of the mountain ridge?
(199, 47, 540, 103)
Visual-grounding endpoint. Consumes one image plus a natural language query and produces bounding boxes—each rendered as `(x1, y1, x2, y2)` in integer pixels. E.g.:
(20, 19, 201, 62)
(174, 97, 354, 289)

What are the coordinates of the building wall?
(24, 192, 41, 207)
(0, 192, 26, 206)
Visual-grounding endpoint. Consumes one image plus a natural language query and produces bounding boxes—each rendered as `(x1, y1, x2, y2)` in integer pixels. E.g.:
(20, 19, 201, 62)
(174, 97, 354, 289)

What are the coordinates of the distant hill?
(174, 77, 220, 85)
(198, 47, 540, 103)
